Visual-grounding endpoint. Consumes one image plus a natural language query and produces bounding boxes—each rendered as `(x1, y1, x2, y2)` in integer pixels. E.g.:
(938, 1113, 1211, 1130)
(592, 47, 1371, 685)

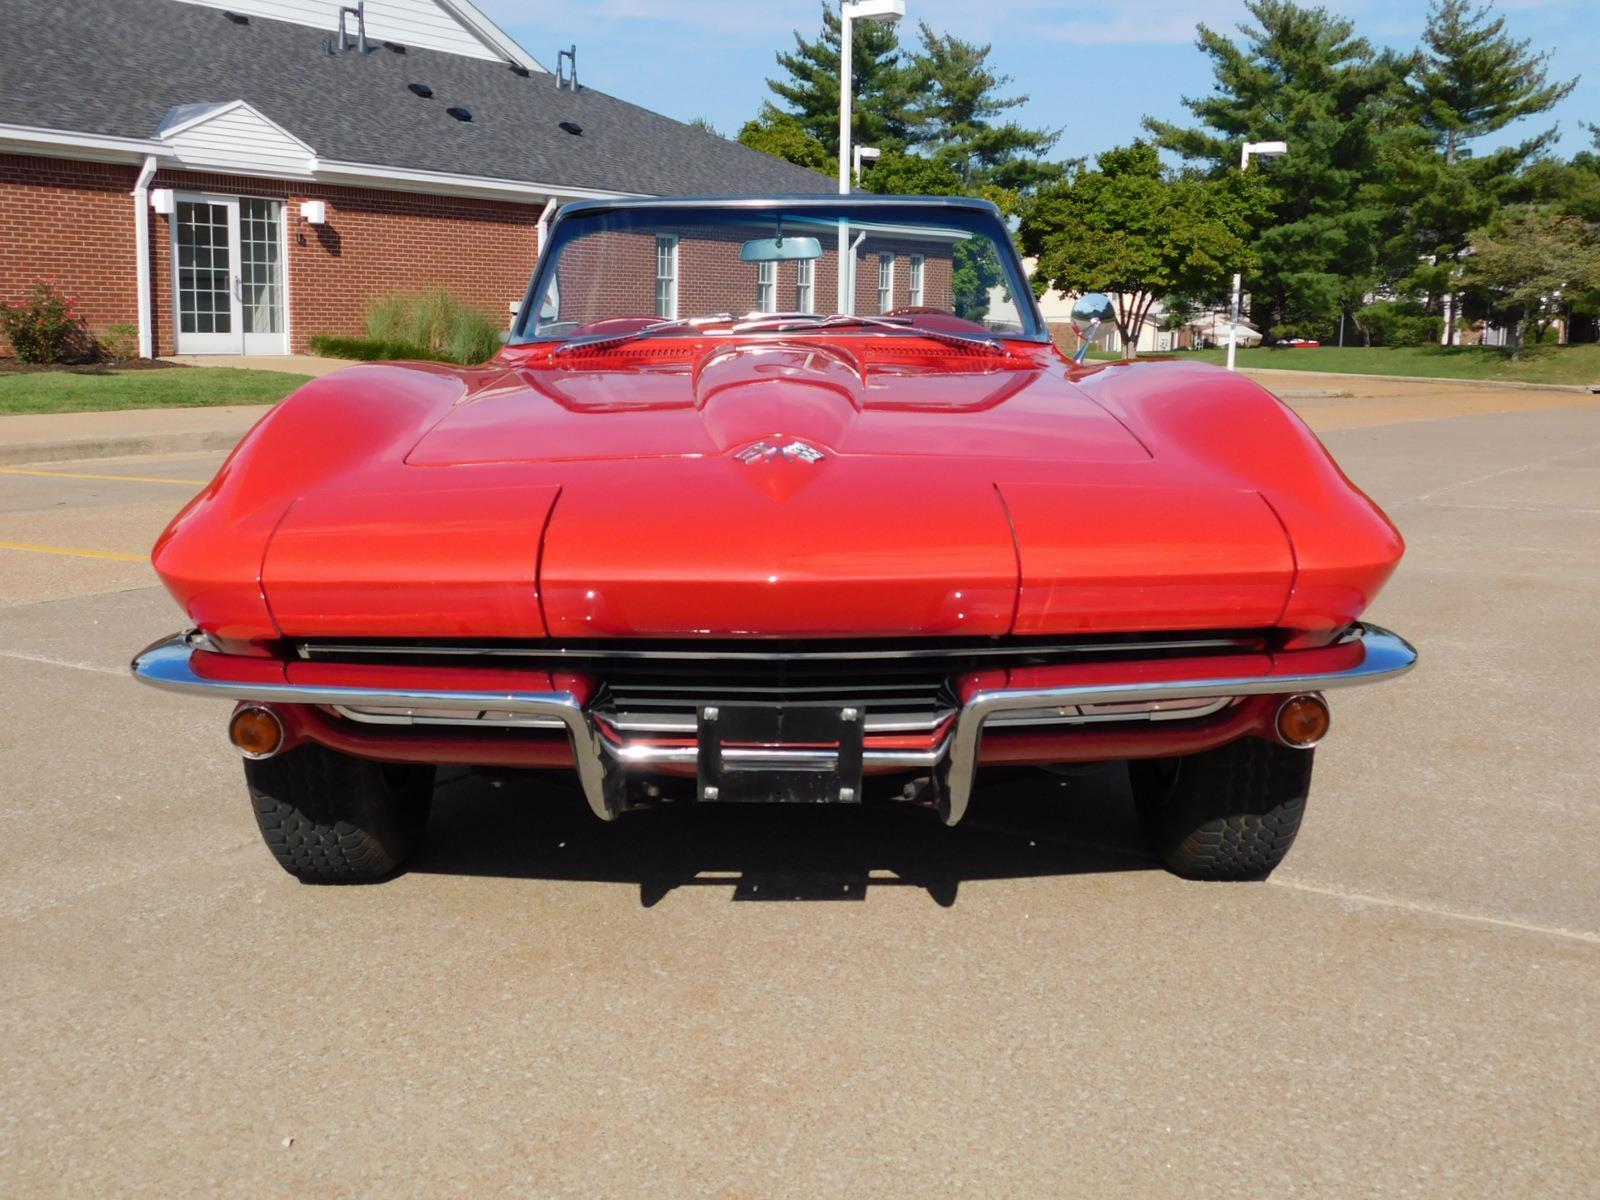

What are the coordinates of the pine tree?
(762, 2, 913, 159)
(1415, 0, 1576, 167)
(903, 24, 1061, 192)
(1143, 1, 1413, 339)
(1408, 0, 1578, 342)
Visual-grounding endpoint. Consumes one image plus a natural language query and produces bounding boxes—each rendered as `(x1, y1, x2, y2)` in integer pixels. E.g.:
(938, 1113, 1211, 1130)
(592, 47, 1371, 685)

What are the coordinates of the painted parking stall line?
(0, 540, 146, 563)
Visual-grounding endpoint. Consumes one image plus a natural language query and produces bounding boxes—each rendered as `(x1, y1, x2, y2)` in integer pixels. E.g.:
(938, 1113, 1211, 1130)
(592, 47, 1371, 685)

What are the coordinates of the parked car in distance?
(133, 195, 1414, 884)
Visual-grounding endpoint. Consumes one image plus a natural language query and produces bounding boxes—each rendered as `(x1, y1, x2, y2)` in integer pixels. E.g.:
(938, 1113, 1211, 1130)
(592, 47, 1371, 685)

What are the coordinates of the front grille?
(299, 631, 1266, 735)
(593, 659, 958, 735)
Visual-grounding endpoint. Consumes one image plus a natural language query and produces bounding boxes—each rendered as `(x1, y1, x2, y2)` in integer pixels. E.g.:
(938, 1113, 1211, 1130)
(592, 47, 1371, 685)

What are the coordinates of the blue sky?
(483, 0, 1595, 166)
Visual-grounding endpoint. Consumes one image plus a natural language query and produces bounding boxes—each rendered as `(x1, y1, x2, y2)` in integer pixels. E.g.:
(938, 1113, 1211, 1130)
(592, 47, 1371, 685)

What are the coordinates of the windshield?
(511, 200, 1046, 345)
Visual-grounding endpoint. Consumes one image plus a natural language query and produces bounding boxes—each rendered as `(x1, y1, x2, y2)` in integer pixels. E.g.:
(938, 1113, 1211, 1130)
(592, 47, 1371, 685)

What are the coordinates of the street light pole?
(836, 1, 905, 313)
(1227, 139, 1287, 372)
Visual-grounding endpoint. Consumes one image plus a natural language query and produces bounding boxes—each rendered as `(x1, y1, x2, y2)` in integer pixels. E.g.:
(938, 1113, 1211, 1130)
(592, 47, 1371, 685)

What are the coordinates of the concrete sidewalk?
(0, 404, 270, 466)
(158, 353, 349, 376)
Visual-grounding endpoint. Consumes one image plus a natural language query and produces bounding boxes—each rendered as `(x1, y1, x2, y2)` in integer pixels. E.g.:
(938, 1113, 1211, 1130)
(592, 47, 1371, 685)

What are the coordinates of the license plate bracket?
(696, 703, 865, 804)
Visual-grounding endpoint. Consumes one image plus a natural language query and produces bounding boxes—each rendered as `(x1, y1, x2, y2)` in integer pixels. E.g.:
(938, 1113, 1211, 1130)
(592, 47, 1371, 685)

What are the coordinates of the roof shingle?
(0, 0, 834, 196)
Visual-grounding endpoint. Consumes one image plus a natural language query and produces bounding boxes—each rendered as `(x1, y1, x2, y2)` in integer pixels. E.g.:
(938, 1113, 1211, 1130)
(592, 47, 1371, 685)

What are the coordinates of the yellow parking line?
(0, 540, 146, 563)
(0, 466, 209, 486)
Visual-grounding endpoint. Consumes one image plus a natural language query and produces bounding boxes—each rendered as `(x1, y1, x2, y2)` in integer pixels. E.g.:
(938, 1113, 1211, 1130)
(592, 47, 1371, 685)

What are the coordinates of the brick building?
(553, 225, 957, 326)
(0, 0, 832, 359)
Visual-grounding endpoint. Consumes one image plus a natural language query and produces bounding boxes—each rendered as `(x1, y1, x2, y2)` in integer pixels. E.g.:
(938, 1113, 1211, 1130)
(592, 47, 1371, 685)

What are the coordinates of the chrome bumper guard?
(132, 623, 1416, 827)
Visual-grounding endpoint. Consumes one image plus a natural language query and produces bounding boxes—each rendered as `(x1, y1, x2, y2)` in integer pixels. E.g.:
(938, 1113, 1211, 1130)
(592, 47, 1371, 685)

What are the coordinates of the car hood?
(254, 346, 1295, 641)
(405, 341, 1152, 466)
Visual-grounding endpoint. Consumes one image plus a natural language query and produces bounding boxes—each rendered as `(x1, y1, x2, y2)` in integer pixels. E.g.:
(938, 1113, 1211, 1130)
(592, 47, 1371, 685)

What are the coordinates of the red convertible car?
(133, 196, 1413, 884)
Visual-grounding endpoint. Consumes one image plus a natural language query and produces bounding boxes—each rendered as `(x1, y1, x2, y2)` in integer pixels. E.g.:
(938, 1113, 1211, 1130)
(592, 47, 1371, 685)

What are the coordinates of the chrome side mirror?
(1070, 292, 1115, 363)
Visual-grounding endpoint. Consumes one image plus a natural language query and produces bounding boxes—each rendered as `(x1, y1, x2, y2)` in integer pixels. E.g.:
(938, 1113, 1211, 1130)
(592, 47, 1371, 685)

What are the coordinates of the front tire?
(1129, 738, 1311, 881)
(244, 744, 434, 883)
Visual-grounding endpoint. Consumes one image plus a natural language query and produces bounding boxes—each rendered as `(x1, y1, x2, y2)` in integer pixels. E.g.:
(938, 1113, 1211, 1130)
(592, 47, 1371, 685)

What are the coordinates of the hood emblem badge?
(735, 439, 826, 465)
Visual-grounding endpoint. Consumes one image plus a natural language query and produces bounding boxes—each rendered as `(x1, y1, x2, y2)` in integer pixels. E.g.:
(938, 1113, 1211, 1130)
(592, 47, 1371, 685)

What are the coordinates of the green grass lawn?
(1168, 343, 1600, 386)
(0, 366, 311, 415)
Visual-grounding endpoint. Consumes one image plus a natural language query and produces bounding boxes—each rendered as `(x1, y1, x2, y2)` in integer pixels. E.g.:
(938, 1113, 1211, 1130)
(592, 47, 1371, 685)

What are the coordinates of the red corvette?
(133, 196, 1413, 884)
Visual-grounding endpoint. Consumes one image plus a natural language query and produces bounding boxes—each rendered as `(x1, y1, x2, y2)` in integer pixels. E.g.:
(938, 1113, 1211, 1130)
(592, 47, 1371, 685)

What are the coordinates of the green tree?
(1415, 0, 1576, 167)
(1458, 208, 1600, 357)
(903, 23, 1061, 192)
(737, 111, 835, 176)
(1144, 1, 1413, 338)
(1018, 142, 1266, 357)
(1402, 0, 1578, 342)
(858, 148, 963, 196)
(762, 2, 912, 159)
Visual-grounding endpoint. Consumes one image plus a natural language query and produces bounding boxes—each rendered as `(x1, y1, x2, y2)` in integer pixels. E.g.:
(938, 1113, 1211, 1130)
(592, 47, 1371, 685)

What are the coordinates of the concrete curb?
(1240, 367, 1598, 394)
(0, 427, 254, 466)
(0, 405, 269, 466)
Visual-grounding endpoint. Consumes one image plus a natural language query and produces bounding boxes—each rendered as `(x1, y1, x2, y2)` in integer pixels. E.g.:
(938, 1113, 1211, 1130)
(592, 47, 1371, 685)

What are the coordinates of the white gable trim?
(311, 157, 644, 202)
(0, 122, 641, 203)
(156, 100, 317, 178)
(434, 0, 545, 72)
(170, 1, 545, 72)
(155, 100, 311, 150)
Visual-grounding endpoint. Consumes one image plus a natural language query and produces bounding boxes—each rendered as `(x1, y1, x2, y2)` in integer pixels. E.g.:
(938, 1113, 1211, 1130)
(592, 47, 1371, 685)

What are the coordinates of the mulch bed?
(0, 359, 183, 375)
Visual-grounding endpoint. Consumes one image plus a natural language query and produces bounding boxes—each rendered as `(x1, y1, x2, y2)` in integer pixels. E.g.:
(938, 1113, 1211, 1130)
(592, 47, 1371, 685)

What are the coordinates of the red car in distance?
(134, 196, 1413, 884)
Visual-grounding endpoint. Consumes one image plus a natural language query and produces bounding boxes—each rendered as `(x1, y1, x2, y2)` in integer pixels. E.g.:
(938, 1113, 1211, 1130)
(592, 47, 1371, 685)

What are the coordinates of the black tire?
(1129, 737, 1312, 881)
(244, 743, 434, 883)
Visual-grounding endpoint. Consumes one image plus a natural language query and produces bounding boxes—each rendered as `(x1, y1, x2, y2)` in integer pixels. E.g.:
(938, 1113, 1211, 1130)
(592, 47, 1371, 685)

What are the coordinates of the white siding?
(162, 103, 315, 175)
(171, 0, 541, 67)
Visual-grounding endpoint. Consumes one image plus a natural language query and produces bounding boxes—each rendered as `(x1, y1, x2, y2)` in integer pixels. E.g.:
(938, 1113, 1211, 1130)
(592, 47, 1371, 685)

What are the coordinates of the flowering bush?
(0, 278, 91, 363)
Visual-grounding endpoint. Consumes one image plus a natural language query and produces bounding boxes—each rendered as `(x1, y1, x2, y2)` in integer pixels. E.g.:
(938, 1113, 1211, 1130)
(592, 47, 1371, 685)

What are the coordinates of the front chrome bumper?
(132, 623, 1416, 826)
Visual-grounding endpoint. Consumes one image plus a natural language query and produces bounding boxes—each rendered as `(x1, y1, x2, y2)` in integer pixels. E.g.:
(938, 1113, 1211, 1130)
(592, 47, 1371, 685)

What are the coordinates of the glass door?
(174, 197, 240, 354)
(173, 195, 287, 355)
(239, 198, 286, 355)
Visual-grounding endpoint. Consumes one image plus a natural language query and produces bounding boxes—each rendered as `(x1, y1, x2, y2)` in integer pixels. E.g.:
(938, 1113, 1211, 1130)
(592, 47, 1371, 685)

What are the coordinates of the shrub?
(1354, 300, 1443, 347)
(361, 289, 503, 364)
(98, 323, 140, 362)
(309, 334, 451, 363)
(0, 278, 91, 363)
(446, 306, 503, 365)
(364, 293, 411, 344)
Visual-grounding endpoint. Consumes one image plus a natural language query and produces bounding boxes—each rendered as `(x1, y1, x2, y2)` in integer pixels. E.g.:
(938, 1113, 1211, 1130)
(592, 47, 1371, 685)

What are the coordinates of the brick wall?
(1, 153, 541, 356)
(0, 154, 141, 348)
(148, 168, 540, 354)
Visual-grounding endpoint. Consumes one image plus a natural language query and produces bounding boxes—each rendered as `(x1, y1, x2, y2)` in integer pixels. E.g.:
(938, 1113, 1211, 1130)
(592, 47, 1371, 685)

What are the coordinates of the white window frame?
(756, 260, 777, 313)
(655, 234, 678, 319)
(908, 254, 924, 307)
(794, 258, 815, 314)
(877, 252, 895, 314)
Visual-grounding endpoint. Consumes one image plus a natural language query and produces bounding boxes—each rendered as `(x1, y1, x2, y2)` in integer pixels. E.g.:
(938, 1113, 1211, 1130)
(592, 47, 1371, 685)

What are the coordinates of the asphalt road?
(1, 384, 1597, 1197)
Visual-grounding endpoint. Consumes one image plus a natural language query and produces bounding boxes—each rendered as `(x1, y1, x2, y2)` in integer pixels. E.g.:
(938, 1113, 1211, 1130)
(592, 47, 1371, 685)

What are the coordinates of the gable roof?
(0, 0, 833, 198)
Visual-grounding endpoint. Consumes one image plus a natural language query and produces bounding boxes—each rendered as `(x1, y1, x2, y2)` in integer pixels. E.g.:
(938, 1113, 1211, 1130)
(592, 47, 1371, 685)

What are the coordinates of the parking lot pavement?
(2, 390, 1598, 1197)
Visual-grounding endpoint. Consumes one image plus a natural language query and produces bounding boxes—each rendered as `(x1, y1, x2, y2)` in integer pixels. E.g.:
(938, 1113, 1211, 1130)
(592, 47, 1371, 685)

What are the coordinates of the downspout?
(131, 155, 158, 359)
(535, 196, 559, 255)
(845, 230, 867, 315)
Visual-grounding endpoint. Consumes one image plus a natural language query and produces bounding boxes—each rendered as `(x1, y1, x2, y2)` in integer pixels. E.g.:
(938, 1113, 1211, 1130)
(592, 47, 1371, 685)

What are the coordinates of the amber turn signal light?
(229, 705, 285, 759)
(1274, 693, 1330, 749)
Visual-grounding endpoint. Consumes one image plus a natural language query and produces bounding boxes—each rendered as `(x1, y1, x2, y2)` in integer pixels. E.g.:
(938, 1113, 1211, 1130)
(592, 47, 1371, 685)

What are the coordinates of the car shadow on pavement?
(408, 764, 1158, 907)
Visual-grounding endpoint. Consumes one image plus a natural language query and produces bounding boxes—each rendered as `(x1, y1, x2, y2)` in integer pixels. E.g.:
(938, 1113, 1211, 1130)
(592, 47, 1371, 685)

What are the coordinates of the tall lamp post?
(1227, 139, 1287, 371)
(837, 1, 905, 195)
(836, 1, 905, 314)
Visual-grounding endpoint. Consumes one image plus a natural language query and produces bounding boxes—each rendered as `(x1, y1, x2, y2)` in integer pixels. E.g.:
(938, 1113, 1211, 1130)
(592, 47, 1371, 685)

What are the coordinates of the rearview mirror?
(740, 236, 822, 263)
(1069, 292, 1115, 363)
(1070, 292, 1115, 338)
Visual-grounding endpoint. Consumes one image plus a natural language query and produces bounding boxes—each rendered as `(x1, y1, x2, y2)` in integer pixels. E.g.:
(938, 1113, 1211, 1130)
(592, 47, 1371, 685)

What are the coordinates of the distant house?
(1016, 259, 1196, 355)
(0, 0, 831, 359)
